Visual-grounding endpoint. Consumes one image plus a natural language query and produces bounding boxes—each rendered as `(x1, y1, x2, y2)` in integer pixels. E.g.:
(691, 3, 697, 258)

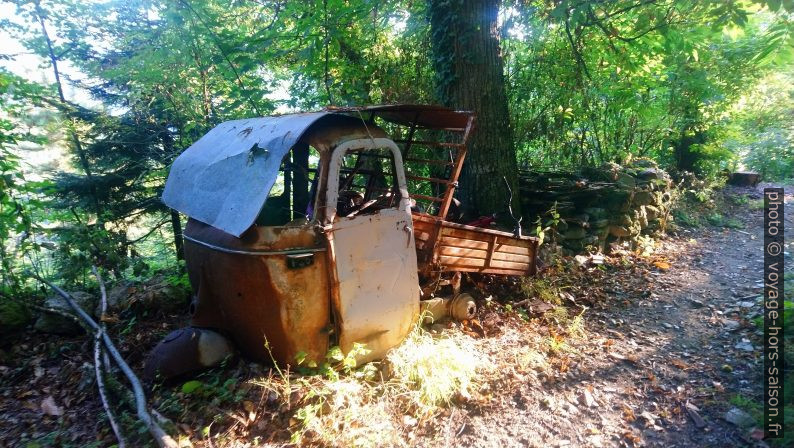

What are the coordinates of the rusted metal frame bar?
(438, 115, 475, 219)
(393, 139, 464, 148)
(402, 113, 420, 159)
(183, 235, 326, 256)
(321, 227, 341, 347)
(406, 174, 454, 185)
(405, 157, 453, 167)
(435, 265, 528, 276)
(429, 219, 444, 269)
(411, 193, 443, 203)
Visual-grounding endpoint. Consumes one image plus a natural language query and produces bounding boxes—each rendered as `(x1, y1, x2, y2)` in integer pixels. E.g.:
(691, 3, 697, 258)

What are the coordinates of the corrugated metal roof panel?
(162, 113, 327, 237)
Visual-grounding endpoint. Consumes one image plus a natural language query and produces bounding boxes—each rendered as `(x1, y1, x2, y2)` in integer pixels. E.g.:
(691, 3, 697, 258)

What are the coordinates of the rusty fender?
(144, 327, 235, 383)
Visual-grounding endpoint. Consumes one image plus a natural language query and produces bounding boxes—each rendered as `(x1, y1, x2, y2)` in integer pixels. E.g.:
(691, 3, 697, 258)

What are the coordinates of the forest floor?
(442, 184, 791, 448)
(0, 183, 790, 448)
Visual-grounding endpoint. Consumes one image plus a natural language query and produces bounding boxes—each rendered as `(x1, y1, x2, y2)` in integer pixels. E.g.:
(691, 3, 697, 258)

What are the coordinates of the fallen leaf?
(623, 431, 640, 443)
(670, 359, 688, 370)
(622, 405, 636, 422)
(41, 396, 63, 416)
(653, 261, 671, 270)
(100, 314, 120, 324)
(558, 357, 570, 373)
(750, 428, 765, 440)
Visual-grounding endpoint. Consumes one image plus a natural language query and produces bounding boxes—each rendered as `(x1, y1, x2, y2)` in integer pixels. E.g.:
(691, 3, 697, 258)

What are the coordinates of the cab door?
(324, 138, 419, 362)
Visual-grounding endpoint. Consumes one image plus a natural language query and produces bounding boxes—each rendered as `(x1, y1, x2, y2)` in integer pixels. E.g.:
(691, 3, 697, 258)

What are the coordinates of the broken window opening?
(335, 147, 401, 218)
(255, 144, 321, 227)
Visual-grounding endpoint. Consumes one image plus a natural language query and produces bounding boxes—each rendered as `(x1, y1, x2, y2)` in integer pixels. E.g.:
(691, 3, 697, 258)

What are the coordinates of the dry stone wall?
(519, 159, 674, 254)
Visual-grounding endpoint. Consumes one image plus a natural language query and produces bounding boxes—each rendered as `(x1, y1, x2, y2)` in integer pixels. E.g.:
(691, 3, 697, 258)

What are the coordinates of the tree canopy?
(1, 0, 792, 290)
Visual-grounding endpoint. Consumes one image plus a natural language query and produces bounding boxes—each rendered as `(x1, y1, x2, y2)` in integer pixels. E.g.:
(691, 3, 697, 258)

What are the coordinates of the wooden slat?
(438, 245, 531, 263)
(439, 236, 533, 255)
(412, 218, 435, 232)
(440, 227, 534, 247)
(438, 256, 530, 271)
(439, 236, 489, 250)
(439, 245, 488, 259)
(495, 243, 534, 256)
(493, 251, 532, 263)
(442, 266, 529, 276)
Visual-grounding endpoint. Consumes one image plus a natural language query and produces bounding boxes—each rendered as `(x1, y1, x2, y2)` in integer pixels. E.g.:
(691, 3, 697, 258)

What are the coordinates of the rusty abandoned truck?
(146, 105, 539, 380)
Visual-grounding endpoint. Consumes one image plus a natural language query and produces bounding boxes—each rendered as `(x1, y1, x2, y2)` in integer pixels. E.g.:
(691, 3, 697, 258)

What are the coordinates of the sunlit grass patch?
(290, 379, 401, 447)
(567, 308, 587, 340)
(248, 324, 488, 446)
(545, 332, 574, 354)
(520, 277, 561, 304)
(386, 325, 484, 413)
(748, 199, 765, 210)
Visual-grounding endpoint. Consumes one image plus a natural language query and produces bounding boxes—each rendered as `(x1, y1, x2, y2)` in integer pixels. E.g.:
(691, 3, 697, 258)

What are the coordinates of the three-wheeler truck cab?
(145, 105, 538, 381)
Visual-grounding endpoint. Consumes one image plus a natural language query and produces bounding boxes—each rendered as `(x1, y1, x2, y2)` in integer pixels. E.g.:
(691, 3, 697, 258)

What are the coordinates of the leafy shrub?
(744, 128, 794, 181)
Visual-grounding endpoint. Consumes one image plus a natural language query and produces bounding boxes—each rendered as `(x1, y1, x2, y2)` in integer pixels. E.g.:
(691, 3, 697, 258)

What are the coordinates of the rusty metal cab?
(151, 105, 538, 378)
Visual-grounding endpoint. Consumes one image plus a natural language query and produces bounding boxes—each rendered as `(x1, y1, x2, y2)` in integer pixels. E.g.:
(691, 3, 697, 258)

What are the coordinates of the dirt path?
(441, 184, 791, 448)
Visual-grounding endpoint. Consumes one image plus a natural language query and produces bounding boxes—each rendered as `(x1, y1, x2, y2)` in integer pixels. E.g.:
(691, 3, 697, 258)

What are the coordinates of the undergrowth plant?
(249, 324, 487, 446)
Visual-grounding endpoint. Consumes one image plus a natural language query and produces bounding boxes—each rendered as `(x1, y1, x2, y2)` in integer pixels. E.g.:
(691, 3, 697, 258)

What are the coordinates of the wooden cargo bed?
(412, 213, 539, 276)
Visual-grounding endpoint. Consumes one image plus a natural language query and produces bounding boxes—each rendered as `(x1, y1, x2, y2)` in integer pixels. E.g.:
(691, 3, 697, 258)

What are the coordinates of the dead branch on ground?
(32, 272, 178, 448)
(92, 266, 126, 448)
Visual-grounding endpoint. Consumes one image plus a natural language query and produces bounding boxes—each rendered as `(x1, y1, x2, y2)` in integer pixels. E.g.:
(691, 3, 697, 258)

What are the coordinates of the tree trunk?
(427, 0, 521, 221)
(673, 129, 706, 173)
(169, 210, 184, 262)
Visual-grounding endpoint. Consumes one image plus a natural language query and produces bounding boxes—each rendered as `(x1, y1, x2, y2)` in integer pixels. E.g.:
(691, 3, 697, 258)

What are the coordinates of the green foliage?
(506, 1, 792, 174)
(0, 0, 789, 341)
(672, 208, 701, 228)
(520, 277, 560, 305)
(729, 69, 794, 180)
(295, 343, 375, 381)
(705, 213, 744, 229)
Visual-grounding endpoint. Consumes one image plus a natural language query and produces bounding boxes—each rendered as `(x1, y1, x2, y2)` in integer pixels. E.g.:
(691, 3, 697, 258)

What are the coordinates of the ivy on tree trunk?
(428, 0, 521, 220)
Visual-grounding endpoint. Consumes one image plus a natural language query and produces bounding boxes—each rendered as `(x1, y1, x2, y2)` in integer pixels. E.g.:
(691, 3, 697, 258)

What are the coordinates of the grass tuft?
(386, 325, 483, 412)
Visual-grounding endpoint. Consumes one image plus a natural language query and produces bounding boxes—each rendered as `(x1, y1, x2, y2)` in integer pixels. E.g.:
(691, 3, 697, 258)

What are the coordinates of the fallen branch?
(0, 293, 84, 328)
(94, 329, 125, 447)
(32, 273, 178, 448)
(92, 267, 126, 448)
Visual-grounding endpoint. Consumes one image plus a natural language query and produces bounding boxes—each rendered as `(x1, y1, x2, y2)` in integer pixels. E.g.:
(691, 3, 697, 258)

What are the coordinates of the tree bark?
(427, 0, 521, 220)
(169, 210, 185, 262)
